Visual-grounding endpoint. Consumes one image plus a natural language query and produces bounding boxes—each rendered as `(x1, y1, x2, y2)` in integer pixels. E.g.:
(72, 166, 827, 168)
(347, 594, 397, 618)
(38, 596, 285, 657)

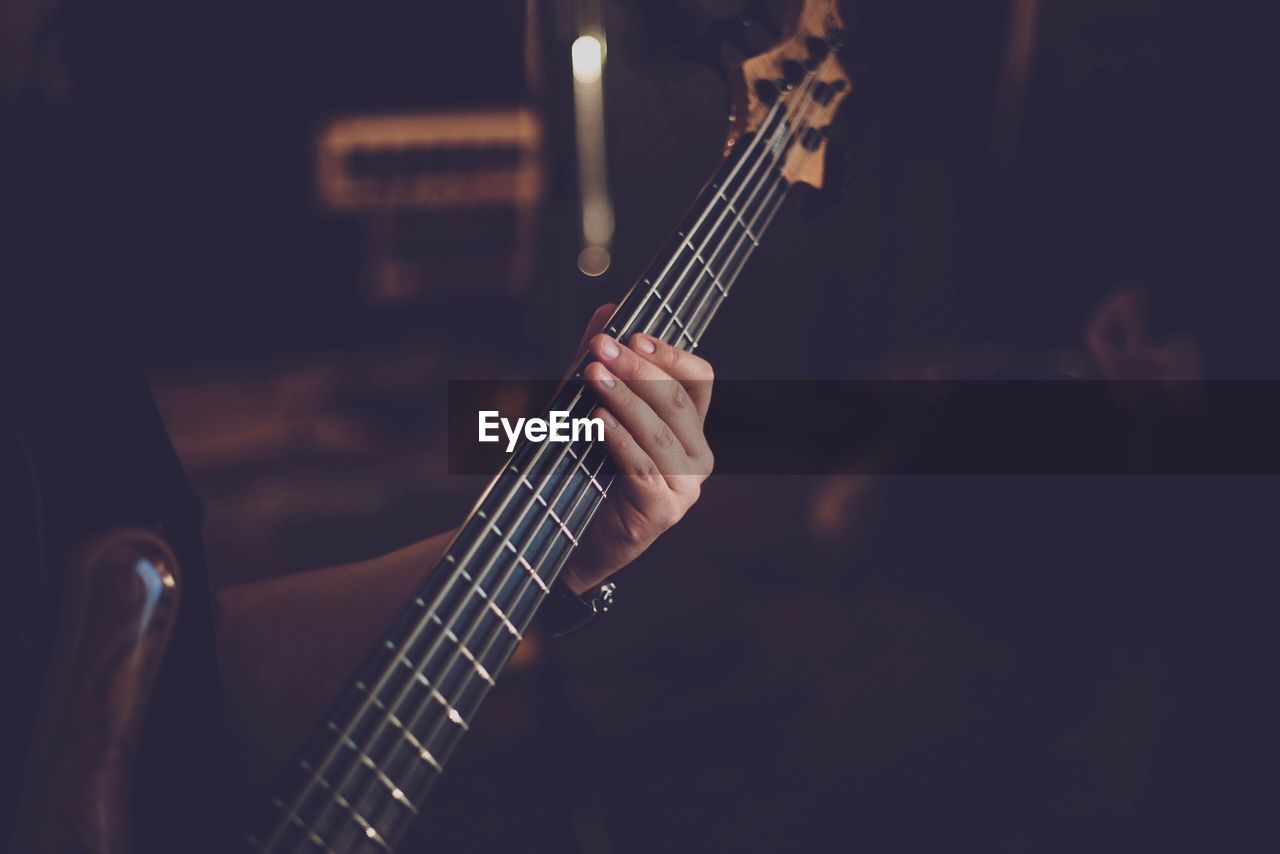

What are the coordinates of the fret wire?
(253, 56, 834, 852)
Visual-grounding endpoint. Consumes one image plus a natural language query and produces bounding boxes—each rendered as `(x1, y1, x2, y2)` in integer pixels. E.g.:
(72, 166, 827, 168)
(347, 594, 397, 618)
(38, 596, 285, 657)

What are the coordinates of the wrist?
(559, 557, 599, 596)
(540, 573, 617, 637)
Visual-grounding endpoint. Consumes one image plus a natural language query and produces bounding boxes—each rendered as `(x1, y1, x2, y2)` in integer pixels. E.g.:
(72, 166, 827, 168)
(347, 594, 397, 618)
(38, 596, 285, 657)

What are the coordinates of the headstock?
(727, 0, 853, 190)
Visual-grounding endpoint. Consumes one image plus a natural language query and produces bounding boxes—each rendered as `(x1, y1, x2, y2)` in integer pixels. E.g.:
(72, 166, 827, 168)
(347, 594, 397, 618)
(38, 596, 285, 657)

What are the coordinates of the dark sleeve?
(0, 291, 230, 852)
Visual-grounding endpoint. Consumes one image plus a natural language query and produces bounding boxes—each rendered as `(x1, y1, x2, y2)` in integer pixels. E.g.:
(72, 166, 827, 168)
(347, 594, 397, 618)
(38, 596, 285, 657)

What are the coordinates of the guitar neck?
(245, 104, 796, 853)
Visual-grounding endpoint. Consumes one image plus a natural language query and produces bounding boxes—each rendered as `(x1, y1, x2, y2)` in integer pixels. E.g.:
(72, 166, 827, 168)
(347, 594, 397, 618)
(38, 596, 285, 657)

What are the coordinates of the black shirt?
(3, 2, 229, 839)
(1, 289, 229, 852)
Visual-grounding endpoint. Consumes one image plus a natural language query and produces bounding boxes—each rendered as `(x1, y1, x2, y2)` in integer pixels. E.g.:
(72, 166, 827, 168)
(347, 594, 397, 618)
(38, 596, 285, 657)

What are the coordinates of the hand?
(560, 305, 716, 594)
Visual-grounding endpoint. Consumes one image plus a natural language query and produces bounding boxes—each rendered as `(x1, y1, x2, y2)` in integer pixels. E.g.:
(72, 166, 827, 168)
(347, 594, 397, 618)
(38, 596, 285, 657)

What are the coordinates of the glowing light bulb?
(571, 35, 604, 83)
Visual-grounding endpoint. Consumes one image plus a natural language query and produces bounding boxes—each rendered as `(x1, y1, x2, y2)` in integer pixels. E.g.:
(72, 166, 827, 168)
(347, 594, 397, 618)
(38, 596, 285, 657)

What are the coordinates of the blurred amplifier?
(315, 108, 543, 211)
(314, 108, 545, 298)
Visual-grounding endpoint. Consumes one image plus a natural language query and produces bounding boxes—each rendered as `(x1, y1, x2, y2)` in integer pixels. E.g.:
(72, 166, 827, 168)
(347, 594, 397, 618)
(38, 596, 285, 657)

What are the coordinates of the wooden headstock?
(728, 0, 852, 189)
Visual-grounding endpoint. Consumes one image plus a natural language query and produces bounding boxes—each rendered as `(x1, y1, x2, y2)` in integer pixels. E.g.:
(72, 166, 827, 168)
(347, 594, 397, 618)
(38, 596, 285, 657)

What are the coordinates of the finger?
(593, 407, 694, 519)
(587, 335, 711, 465)
(575, 304, 617, 358)
(626, 333, 714, 422)
(584, 360, 697, 482)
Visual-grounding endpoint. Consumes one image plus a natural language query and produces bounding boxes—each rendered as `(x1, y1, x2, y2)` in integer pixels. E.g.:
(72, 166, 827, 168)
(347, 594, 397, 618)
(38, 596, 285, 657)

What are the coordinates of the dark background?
(5, 0, 1278, 851)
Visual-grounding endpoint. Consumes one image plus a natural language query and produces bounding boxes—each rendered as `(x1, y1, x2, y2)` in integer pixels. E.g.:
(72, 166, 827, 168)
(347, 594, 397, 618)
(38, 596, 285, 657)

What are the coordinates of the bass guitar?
(245, 2, 851, 850)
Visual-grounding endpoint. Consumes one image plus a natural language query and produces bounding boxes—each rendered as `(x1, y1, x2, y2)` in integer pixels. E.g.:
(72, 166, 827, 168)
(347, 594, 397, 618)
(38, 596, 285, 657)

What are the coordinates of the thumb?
(575, 303, 618, 357)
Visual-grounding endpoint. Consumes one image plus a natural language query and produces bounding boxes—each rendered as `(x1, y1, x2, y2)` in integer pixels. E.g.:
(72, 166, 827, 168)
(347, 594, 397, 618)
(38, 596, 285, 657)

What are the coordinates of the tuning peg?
(804, 37, 830, 71)
(754, 79, 780, 107)
(780, 60, 806, 91)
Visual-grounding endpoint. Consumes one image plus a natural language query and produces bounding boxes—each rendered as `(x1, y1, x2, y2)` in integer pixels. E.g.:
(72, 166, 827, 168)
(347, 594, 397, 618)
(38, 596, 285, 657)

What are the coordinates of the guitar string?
(346, 79, 831, 842)
(358, 157, 804, 839)
(357, 443, 614, 824)
(269, 121, 806, 854)
(304, 69, 832, 847)
(687, 170, 793, 344)
(685, 154, 799, 345)
(266, 58, 836, 849)
(655, 134, 787, 341)
(356, 448, 615, 836)
(659, 78, 831, 342)
(268, 90, 803, 848)
(349, 167, 791, 842)
(605, 66, 830, 349)
(645, 52, 839, 345)
(308, 75, 827, 842)
(411, 63, 837, 740)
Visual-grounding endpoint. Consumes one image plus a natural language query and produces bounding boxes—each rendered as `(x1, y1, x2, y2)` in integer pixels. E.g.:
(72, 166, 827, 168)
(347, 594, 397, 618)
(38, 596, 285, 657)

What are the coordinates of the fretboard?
(245, 101, 797, 854)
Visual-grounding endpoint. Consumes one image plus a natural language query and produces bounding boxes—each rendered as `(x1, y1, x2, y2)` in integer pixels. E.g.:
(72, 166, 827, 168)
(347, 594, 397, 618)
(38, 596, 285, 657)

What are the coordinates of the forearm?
(213, 319, 714, 806)
(215, 528, 455, 808)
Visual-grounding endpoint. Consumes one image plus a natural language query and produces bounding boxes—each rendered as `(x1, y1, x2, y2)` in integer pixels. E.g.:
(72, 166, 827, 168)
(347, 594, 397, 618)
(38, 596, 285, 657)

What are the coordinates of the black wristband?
(540, 578, 617, 637)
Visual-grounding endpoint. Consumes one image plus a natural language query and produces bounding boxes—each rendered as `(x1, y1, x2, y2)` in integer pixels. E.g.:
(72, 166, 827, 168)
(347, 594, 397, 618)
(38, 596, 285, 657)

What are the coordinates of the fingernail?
(634, 335, 656, 354)
(596, 367, 616, 388)
(596, 407, 617, 427)
(601, 337, 621, 359)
